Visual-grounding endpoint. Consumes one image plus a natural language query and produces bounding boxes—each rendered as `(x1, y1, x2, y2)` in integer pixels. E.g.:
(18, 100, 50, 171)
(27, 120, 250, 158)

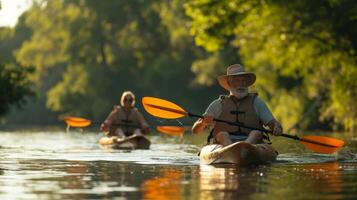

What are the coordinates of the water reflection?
(141, 168, 183, 200)
(199, 164, 271, 199)
(295, 163, 343, 198)
(0, 131, 357, 199)
(61, 161, 91, 199)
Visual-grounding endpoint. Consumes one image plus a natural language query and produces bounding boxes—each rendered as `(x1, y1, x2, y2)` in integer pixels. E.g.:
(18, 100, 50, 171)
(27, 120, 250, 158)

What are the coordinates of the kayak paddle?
(142, 96, 345, 154)
(64, 116, 185, 136)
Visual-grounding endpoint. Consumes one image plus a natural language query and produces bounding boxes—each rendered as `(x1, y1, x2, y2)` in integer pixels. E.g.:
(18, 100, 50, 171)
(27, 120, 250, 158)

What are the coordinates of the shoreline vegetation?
(0, 0, 356, 133)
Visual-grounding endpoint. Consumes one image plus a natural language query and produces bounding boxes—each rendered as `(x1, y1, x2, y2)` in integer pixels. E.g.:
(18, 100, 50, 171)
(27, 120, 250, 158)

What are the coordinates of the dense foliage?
(185, 0, 357, 131)
(1, 0, 356, 132)
(5, 0, 222, 124)
(0, 25, 34, 117)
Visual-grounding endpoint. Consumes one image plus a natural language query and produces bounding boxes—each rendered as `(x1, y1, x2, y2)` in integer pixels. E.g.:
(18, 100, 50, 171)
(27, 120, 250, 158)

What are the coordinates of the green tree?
(0, 26, 34, 116)
(13, 0, 221, 124)
(185, 0, 357, 131)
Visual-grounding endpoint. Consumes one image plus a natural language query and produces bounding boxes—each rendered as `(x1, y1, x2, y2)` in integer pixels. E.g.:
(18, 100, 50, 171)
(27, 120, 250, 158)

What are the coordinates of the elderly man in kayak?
(192, 64, 283, 161)
(100, 91, 151, 149)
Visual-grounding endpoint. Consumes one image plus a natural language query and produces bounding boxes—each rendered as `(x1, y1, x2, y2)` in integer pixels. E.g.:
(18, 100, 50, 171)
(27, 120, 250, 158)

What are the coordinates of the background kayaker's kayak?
(99, 134, 151, 150)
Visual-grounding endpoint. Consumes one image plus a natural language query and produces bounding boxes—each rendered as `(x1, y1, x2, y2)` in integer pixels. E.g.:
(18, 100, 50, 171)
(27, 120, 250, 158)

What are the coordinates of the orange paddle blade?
(156, 126, 185, 136)
(300, 135, 345, 154)
(65, 116, 92, 128)
(142, 97, 187, 119)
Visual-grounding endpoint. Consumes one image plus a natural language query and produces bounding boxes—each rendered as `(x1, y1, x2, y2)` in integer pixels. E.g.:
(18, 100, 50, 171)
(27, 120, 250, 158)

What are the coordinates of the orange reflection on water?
(141, 169, 183, 200)
(298, 162, 342, 194)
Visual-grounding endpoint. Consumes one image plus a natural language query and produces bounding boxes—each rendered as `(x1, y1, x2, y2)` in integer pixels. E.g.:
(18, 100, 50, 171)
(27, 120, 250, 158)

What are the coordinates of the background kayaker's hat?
(120, 91, 136, 107)
(217, 64, 256, 90)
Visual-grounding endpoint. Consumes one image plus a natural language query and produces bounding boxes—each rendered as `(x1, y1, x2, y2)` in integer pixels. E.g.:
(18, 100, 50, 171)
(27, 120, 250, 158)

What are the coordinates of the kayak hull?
(200, 141, 277, 165)
(99, 135, 151, 150)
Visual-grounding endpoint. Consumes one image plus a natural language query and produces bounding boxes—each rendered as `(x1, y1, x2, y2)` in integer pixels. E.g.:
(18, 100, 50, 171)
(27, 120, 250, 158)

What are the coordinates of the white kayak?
(200, 141, 277, 165)
(99, 134, 151, 150)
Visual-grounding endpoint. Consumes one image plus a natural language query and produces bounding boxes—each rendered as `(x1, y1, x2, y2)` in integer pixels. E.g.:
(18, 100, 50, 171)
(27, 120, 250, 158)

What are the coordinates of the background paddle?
(142, 97, 345, 154)
(65, 116, 185, 136)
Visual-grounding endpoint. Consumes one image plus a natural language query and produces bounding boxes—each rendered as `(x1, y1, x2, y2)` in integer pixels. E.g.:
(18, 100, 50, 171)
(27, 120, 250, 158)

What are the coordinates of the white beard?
(230, 87, 248, 99)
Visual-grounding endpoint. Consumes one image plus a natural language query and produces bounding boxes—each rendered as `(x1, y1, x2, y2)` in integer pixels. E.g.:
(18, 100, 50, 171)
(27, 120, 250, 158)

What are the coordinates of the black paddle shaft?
(188, 112, 273, 133)
(93, 121, 178, 130)
(188, 113, 337, 148)
(91, 121, 142, 129)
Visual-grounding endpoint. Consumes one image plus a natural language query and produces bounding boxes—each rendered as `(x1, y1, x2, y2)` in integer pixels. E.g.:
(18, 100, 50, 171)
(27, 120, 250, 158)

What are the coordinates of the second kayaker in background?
(100, 91, 151, 148)
(192, 64, 283, 160)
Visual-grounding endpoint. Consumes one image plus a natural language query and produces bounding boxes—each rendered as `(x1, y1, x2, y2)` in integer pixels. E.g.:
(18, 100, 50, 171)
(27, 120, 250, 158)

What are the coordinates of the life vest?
(208, 93, 270, 144)
(109, 106, 142, 136)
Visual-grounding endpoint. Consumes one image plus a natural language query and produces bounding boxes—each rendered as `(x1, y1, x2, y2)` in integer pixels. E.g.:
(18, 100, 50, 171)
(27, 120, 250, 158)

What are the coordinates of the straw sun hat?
(217, 64, 256, 90)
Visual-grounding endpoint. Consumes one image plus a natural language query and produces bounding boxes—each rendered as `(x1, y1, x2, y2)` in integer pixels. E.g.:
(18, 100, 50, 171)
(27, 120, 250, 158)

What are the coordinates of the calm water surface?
(0, 130, 356, 199)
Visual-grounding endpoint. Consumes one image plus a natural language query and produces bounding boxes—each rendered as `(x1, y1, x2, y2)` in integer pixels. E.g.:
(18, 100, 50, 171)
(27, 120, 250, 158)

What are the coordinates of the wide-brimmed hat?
(217, 64, 256, 90)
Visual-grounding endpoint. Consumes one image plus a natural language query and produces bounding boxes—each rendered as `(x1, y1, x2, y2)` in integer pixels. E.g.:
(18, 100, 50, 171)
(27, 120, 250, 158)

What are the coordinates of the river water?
(0, 129, 356, 199)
